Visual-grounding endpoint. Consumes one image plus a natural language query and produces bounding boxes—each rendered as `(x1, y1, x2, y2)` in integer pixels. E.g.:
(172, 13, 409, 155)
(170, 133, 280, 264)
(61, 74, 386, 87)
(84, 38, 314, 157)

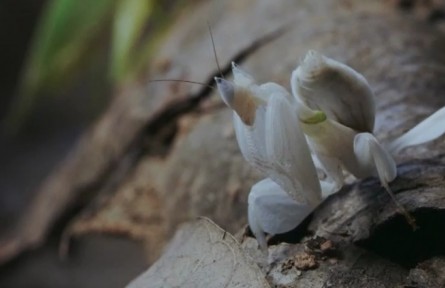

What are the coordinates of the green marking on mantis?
(300, 110, 327, 124)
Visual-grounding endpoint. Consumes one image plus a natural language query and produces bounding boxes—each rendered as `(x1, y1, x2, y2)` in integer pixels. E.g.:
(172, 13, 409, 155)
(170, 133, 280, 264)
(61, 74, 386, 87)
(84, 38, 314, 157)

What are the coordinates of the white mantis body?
(215, 51, 445, 252)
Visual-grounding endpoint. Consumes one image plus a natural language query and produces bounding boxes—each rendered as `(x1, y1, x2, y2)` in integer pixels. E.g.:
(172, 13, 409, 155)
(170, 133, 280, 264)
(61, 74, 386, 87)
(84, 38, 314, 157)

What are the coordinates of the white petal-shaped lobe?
(388, 106, 445, 154)
(265, 92, 322, 206)
(248, 179, 312, 250)
(354, 132, 397, 187)
(233, 106, 270, 174)
(247, 192, 267, 252)
(291, 51, 375, 132)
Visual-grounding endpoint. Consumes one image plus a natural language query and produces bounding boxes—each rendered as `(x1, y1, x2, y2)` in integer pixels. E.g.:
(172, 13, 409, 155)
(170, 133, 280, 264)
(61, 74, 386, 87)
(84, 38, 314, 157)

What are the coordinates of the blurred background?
(0, 0, 188, 287)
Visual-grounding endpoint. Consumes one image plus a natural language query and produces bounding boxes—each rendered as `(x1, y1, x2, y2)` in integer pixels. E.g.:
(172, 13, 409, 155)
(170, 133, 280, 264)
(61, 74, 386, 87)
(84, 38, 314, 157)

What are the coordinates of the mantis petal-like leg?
(388, 106, 445, 154)
(291, 50, 375, 133)
(265, 92, 322, 206)
(354, 133, 417, 228)
(354, 133, 397, 187)
(248, 178, 312, 252)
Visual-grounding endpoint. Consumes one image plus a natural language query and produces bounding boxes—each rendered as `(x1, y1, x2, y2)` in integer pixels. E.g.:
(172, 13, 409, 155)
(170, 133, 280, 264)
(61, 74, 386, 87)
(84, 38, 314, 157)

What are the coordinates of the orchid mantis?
(215, 51, 445, 252)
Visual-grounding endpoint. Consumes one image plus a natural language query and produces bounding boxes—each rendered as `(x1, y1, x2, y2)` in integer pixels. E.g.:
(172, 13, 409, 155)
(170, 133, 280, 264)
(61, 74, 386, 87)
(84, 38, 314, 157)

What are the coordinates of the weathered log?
(127, 156, 445, 288)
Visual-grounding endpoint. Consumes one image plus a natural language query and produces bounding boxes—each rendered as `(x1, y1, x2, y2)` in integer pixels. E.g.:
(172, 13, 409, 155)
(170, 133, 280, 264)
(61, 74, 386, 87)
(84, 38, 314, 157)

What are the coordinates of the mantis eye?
(214, 77, 235, 107)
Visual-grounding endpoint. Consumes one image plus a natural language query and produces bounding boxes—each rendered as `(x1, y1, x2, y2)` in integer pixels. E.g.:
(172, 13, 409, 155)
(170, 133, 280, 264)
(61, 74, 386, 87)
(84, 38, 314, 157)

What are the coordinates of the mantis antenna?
(147, 23, 224, 90)
(207, 21, 223, 78)
(147, 79, 215, 90)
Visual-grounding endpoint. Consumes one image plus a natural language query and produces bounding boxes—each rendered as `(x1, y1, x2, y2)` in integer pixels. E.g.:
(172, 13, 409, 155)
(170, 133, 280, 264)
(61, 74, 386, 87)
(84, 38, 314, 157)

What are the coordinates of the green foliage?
(110, 0, 188, 83)
(6, 0, 115, 131)
(111, 0, 154, 81)
(28, 0, 114, 88)
(6, 0, 183, 132)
